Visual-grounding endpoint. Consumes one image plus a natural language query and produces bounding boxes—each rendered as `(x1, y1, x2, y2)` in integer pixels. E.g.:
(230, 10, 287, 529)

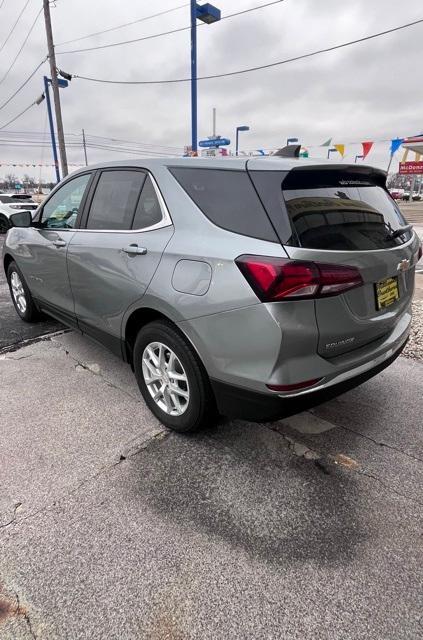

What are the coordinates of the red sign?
(399, 161, 423, 175)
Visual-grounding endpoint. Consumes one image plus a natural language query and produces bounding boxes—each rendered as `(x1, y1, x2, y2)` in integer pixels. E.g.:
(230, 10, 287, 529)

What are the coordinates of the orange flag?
(334, 144, 345, 157)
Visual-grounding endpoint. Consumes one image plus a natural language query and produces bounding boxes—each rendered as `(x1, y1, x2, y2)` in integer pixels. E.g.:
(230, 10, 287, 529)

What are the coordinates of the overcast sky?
(0, 0, 422, 181)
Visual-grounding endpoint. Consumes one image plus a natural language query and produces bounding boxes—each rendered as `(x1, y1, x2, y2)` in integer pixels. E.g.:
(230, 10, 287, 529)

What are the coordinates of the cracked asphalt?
(1, 237, 423, 639)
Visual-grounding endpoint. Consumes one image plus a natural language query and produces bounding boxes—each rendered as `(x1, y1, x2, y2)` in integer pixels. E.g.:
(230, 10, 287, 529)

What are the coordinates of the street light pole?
(190, 2, 220, 155)
(43, 75, 60, 184)
(190, 0, 197, 155)
(235, 125, 250, 156)
(43, 0, 68, 178)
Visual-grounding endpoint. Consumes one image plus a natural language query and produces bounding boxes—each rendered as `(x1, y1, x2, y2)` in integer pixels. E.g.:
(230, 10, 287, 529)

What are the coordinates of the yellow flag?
(334, 144, 345, 157)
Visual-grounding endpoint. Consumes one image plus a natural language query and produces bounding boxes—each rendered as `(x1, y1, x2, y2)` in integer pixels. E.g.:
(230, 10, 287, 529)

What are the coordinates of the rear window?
(169, 167, 277, 242)
(250, 169, 412, 251)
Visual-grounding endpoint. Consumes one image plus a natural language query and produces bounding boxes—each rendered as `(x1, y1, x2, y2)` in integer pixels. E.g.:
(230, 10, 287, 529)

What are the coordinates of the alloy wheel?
(142, 341, 190, 416)
(10, 271, 27, 315)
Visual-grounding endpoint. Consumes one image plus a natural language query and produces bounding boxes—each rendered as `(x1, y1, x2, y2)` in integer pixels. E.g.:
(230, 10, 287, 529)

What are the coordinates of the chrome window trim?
(74, 170, 173, 234)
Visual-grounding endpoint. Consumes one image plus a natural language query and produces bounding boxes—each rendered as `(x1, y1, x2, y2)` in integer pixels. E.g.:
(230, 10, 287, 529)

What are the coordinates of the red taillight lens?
(236, 255, 363, 302)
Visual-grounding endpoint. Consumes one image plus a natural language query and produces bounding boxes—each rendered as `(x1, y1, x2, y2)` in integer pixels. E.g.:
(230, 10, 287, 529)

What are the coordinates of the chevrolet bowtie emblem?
(397, 259, 410, 272)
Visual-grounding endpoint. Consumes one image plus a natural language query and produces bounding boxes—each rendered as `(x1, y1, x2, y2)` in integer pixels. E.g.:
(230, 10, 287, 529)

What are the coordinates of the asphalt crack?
(15, 593, 37, 640)
(0, 502, 22, 529)
(334, 421, 423, 464)
(0, 430, 167, 535)
(0, 329, 69, 356)
(266, 424, 423, 507)
(52, 340, 140, 403)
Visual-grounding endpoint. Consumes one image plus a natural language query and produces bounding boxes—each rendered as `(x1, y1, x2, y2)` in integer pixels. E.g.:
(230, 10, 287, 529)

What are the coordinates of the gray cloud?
(0, 0, 422, 180)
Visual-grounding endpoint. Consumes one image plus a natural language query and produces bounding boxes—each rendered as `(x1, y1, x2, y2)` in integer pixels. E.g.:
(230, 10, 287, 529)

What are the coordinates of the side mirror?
(9, 210, 32, 228)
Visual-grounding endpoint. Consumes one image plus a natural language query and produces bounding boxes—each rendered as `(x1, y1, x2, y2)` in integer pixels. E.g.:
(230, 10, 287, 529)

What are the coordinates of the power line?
(85, 132, 183, 151)
(0, 7, 43, 86)
(72, 17, 423, 85)
(56, 2, 189, 47)
(0, 100, 39, 131)
(0, 0, 32, 54)
(56, 0, 286, 55)
(0, 58, 47, 111)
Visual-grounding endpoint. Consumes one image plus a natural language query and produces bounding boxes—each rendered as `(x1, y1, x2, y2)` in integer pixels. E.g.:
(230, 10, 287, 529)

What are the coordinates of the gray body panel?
(3, 156, 419, 406)
(66, 226, 174, 340)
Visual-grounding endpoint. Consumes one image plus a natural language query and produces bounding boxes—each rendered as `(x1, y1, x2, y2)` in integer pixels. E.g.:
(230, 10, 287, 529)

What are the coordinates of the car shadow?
(134, 418, 368, 569)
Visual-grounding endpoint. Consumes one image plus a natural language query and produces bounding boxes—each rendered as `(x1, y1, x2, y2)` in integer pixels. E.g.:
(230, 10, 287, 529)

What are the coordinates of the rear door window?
(131, 175, 163, 230)
(86, 170, 146, 230)
(250, 169, 412, 250)
(169, 167, 277, 242)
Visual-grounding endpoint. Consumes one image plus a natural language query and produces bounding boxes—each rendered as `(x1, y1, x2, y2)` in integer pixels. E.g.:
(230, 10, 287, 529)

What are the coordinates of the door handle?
(53, 239, 66, 248)
(122, 244, 147, 256)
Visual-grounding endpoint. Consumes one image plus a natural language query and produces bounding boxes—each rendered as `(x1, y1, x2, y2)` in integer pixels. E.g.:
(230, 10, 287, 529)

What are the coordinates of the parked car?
(3, 158, 421, 431)
(389, 189, 403, 200)
(0, 194, 38, 211)
(0, 195, 37, 233)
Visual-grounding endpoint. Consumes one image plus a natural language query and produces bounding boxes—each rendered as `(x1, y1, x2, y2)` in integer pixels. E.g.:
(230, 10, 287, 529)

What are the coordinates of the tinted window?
(169, 167, 277, 242)
(42, 173, 91, 229)
(283, 186, 411, 250)
(250, 169, 411, 250)
(132, 175, 162, 229)
(86, 170, 146, 230)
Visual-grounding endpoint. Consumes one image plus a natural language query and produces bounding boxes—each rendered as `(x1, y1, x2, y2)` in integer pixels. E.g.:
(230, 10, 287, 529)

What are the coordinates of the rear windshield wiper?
(386, 224, 413, 240)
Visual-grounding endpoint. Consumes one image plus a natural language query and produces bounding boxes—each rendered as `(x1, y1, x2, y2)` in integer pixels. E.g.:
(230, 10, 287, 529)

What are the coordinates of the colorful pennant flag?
(321, 138, 332, 147)
(390, 138, 403, 155)
(361, 141, 373, 159)
(334, 144, 345, 158)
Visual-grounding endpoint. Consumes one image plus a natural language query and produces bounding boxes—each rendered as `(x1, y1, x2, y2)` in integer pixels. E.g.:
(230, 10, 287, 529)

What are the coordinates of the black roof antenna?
(273, 144, 301, 158)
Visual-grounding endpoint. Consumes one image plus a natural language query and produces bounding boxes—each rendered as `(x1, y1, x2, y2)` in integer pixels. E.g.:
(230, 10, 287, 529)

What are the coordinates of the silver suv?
(3, 158, 421, 432)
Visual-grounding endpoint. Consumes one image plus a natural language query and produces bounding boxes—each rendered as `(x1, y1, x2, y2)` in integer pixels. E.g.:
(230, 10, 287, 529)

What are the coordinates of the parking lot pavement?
(1, 329, 422, 639)
(0, 236, 63, 351)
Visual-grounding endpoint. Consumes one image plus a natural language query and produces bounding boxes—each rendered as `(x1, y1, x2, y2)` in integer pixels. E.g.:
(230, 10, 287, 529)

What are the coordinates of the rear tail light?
(236, 255, 363, 302)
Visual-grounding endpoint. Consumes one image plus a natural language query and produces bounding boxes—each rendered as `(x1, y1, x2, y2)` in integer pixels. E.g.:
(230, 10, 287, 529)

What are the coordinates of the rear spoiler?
(282, 164, 387, 190)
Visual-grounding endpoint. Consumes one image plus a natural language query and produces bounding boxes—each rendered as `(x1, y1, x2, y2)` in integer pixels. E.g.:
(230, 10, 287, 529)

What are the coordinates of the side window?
(169, 167, 278, 242)
(86, 170, 146, 231)
(132, 175, 163, 230)
(41, 173, 91, 229)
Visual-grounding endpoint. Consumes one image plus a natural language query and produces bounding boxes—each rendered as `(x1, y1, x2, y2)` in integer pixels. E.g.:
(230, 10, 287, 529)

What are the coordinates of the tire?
(7, 261, 40, 322)
(133, 320, 215, 432)
(0, 213, 9, 234)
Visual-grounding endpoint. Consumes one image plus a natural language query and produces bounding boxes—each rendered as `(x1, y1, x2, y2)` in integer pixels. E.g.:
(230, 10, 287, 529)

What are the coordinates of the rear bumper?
(210, 336, 408, 422)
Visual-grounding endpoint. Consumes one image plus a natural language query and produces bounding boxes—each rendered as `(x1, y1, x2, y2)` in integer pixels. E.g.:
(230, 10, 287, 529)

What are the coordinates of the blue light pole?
(235, 125, 250, 156)
(43, 76, 68, 183)
(191, 2, 221, 155)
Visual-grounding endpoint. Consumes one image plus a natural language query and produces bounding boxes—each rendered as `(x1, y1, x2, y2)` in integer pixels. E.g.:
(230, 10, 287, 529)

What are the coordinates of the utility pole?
(43, 0, 68, 178)
(82, 128, 88, 166)
(43, 75, 60, 183)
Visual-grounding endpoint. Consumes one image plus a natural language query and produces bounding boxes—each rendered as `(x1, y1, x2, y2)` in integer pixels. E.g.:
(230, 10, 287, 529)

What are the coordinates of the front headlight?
(9, 204, 23, 210)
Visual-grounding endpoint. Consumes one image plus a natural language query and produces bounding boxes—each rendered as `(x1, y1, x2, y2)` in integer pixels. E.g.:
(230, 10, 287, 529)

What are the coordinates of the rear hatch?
(249, 163, 420, 358)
